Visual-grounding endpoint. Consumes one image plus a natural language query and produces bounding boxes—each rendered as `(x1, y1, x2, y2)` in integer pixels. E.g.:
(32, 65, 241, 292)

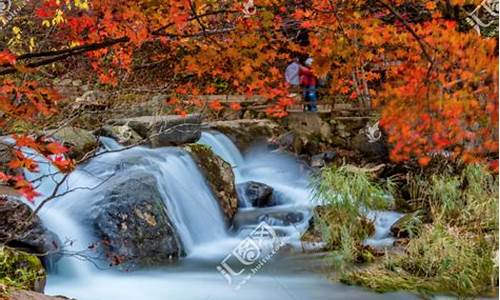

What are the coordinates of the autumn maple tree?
(0, 0, 498, 198)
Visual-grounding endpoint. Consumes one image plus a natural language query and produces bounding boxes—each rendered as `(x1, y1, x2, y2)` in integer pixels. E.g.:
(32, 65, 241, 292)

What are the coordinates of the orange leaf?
(208, 100, 224, 111)
(418, 156, 431, 167)
(425, 2, 437, 10)
(229, 102, 241, 111)
(46, 142, 69, 154)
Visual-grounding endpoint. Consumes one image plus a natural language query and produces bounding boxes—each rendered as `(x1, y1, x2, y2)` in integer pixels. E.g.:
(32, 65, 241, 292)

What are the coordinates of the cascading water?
(182, 132, 317, 259)
(16, 131, 413, 300)
(198, 131, 314, 242)
(27, 145, 228, 256)
(198, 132, 403, 250)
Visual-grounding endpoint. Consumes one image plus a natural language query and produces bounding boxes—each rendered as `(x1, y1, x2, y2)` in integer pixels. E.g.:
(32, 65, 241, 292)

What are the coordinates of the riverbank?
(0, 93, 497, 299)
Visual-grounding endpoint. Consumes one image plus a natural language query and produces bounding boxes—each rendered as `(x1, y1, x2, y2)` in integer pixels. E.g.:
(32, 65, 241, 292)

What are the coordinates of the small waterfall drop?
(24, 142, 229, 269)
(198, 131, 314, 241)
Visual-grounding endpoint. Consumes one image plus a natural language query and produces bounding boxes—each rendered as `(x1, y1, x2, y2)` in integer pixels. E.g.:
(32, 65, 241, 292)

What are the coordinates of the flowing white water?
(197, 132, 314, 245)
(25, 144, 228, 264)
(17, 131, 413, 300)
(364, 211, 404, 248)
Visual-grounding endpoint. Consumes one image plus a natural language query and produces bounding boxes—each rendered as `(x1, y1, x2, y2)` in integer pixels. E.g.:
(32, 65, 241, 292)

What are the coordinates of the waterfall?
(198, 131, 314, 240)
(99, 136, 125, 151)
(198, 132, 244, 180)
(24, 143, 228, 270)
(12, 132, 413, 300)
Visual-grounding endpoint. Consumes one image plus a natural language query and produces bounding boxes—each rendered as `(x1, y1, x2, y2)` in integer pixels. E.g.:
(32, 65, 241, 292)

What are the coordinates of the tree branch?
(0, 9, 239, 76)
(375, 0, 434, 64)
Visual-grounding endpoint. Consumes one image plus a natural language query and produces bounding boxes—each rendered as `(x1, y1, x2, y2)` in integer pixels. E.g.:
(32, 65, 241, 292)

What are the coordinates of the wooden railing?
(194, 93, 374, 118)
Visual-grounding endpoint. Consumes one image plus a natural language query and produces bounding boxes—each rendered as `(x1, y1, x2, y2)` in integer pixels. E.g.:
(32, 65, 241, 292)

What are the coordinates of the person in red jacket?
(299, 58, 318, 112)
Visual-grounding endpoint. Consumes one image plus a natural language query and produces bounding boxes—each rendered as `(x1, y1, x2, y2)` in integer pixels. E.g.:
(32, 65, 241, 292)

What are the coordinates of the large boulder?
(108, 114, 202, 147)
(96, 125, 143, 146)
(127, 94, 173, 117)
(279, 113, 333, 158)
(91, 173, 182, 269)
(49, 127, 98, 160)
(236, 181, 274, 207)
(329, 119, 367, 148)
(184, 144, 238, 221)
(0, 187, 61, 264)
(205, 119, 281, 149)
(286, 113, 332, 143)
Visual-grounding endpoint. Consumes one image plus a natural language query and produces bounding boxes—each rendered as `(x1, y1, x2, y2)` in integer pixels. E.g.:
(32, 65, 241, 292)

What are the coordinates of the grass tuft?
(316, 163, 499, 297)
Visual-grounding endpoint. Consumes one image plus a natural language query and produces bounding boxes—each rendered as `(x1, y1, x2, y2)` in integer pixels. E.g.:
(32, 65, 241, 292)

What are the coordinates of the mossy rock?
(97, 125, 142, 146)
(0, 247, 45, 293)
(92, 173, 182, 270)
(49, 126, 97, 160)
(184, 144, 238, 221)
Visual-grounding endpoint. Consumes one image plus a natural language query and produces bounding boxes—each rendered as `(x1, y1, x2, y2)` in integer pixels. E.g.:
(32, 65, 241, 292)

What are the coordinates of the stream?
(24, 131, 415, 300)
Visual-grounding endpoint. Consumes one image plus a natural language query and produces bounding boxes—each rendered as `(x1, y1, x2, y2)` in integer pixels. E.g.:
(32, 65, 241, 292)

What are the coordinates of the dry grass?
(317, 163, 499, 297)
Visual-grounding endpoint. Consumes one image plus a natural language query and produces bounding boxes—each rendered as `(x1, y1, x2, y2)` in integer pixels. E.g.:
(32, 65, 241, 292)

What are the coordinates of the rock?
(286, 113, 332, 143)
(92, 173, 182, 269)
(310, 151, 336, 168)
(97, 125, 143, 146)
(271, 131, 294, 150)
(108, 114, 202, 147)
(206, 119, 281, 149)
(127, 94, 172, 117)
(57, 79, 72, 86)
(184, 144, 238, 221)
(257, 211, 304, 226)
(0, 139, 16, 175)
(310, 154, 325, 168)
(72, 90, 107, 111)
(81, 84, 90, 92)
(390, 212, 422, 238)
(0, 187, 61, 265)
(49, 127, 98, 160)
(234, 210, 305, 229)
(351, 123, 389, 162)
(0, 247, 46, 293)
(4, 287, 72, 300)
(279, 113, 333, 158)
(237, 181, 274, 207)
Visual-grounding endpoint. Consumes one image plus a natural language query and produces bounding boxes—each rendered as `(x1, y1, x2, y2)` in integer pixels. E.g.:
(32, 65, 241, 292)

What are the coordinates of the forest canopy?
(0, 0, 498, 198)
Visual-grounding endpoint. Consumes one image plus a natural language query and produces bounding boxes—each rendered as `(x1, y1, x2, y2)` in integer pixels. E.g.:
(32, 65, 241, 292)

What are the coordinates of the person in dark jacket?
(299, 57, 318, 112)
